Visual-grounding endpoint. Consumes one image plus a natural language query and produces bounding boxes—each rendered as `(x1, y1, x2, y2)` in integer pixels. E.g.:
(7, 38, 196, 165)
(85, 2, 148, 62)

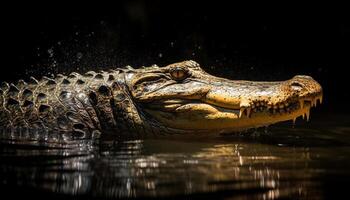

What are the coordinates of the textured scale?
(0, 69, 134, 136)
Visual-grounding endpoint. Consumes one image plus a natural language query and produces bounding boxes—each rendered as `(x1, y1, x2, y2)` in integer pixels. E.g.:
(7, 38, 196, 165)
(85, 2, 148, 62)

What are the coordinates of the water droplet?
(48, 48, 54, 57)
(158, 53, 163, 58)
(77, 52, 83, 60)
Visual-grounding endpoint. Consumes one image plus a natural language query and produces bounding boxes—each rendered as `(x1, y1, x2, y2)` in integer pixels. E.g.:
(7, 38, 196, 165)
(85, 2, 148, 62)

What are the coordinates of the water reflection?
(1, 121, 350, 199)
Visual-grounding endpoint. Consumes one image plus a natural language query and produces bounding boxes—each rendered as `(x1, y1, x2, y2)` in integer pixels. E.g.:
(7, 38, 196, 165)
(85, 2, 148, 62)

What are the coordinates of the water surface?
(0, 114, 349, 199)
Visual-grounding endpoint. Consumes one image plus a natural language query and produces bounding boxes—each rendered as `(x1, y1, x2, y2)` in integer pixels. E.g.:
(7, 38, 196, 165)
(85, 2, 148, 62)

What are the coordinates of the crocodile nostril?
(291, 82, 303, 91)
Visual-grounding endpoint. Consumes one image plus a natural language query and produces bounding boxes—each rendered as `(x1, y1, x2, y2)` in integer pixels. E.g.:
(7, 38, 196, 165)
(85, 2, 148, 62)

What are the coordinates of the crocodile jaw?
(144, 98, 320, 133)
(143, 75, 323, 133)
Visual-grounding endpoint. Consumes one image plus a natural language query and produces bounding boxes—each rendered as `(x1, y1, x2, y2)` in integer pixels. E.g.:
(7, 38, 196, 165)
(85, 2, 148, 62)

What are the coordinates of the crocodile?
(0, 60, 323, 137)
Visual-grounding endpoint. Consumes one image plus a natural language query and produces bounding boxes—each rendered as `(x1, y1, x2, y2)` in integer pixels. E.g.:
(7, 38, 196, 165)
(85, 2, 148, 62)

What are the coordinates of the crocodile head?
(125, 60, 323, 133)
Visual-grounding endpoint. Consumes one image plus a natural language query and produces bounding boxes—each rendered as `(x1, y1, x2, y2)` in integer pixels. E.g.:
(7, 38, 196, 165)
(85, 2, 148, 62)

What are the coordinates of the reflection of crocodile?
(0, 60, 322, 136)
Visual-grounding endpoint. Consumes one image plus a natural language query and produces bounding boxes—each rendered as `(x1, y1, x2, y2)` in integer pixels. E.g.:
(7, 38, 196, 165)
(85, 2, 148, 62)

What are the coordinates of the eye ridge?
(169, 67, 190, 81)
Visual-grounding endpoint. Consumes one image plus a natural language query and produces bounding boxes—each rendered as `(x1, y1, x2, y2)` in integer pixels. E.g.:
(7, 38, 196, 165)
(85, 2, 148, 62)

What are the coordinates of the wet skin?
(0, 60, 323, 136)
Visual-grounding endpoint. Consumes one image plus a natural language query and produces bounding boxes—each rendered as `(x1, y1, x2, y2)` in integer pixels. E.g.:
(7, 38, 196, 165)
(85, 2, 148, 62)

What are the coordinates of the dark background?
(0, 3, 349, 200)
(0, 1, 349, 113)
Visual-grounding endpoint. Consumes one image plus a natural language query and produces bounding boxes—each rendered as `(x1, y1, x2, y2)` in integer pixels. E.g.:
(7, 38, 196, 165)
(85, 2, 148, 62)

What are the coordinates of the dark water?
(0, 114, 350, 200)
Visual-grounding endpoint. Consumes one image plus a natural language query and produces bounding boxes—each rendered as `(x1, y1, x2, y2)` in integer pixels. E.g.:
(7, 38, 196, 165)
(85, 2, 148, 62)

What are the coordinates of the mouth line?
(145, 95, 322, 122)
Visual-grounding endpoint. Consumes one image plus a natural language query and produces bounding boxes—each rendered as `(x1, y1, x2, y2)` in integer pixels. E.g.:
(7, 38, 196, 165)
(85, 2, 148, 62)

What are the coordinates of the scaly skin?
(0, 60, 323, 137)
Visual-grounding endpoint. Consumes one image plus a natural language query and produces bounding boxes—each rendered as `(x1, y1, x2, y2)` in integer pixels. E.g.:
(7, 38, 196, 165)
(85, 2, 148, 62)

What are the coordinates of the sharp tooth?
(312, 99, 317, 107)
(246, 107, 251, 117)
(302, 113, 305, 120)
(306, 109, 310, 121)
(293, 117, 297, 125)
(320, 96, 323, 104)
(299, 100, 304, 108)
(316, 96, 322, 105)
(239, 107, 245, 118)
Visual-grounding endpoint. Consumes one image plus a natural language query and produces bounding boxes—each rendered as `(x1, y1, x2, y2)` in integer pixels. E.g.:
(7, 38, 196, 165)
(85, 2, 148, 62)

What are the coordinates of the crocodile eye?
(170, 67, 188, 81)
